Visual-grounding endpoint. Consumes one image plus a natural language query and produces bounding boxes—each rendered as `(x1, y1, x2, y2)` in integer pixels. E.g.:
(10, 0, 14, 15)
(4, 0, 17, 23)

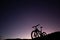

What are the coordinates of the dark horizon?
(3, 31, 60, 40)
(1, 0, 60, 39)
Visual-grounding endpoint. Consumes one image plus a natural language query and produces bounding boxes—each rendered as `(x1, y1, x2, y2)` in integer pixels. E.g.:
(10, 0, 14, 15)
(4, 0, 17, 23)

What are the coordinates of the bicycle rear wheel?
(42, 32, 47, 36)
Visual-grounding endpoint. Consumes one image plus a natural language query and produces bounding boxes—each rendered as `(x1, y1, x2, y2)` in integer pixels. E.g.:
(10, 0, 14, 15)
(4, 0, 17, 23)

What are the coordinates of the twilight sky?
(0, 0, 60, 39)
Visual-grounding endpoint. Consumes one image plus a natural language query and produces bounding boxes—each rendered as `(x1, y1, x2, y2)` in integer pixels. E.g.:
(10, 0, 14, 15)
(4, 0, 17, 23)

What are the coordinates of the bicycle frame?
(32, 24, 43, 33)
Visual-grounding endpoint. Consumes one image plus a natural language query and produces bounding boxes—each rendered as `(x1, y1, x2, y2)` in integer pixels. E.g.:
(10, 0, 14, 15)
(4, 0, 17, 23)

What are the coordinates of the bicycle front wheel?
(31, 31, 40, 39)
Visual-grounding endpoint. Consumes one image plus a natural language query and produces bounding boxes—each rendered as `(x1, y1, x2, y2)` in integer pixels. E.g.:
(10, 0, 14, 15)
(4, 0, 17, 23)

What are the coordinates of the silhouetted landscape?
(1, 0, 60, 40)
(32, 31, 60, 40)
(5, 39, 31, 40)
(4, 31, 60, 40)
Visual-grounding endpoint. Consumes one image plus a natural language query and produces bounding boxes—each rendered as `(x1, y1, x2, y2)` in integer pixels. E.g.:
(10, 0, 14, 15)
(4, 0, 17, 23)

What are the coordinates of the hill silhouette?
(5, 39, 31, 40)
(32, 31, 60, 40)
(5, 31, 60, 40)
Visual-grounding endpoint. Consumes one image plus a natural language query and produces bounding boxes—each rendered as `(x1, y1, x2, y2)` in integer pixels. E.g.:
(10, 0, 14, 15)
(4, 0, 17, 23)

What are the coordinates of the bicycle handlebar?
(32, 24, 40, 28)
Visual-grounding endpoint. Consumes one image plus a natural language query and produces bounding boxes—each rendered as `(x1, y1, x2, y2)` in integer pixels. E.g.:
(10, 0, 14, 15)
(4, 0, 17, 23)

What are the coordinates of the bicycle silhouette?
(31, 24, 47, 39)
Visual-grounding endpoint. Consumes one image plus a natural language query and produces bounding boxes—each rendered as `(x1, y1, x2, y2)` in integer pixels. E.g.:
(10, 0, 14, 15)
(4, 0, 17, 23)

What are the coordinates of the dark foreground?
(5, 31, 60, 40)
(5, 39, 31, 40)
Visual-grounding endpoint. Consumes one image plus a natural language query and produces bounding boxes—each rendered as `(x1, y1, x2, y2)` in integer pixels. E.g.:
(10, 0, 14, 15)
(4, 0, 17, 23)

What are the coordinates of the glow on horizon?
(3, 27, 59, 39)
(2, 23, 60, 39)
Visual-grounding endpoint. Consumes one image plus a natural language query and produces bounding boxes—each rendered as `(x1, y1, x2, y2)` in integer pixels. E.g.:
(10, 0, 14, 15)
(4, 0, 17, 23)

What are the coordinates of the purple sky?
(1, 0, 60, 39)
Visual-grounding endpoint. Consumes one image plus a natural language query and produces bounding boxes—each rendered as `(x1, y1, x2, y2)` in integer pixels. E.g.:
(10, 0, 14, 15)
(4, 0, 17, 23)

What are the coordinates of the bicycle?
(31, 24, 47, 39)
